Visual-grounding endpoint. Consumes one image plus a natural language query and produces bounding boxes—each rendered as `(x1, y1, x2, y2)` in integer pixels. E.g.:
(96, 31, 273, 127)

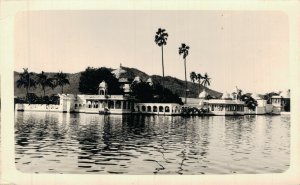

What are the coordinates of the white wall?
(17, 104, 63, 112)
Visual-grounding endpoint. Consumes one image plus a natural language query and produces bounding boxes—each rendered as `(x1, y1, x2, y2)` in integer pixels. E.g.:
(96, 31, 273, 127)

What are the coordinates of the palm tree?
(201, 72, 211, 88)
(179, 43, 190, 104)
(154, 28, 168, 88)
(190, 71, 197, 84)
(54, 71, 70, 94)
(36, 71, 55, 97)
(196, 73, 203, 94)
(16, 68, 36, 100)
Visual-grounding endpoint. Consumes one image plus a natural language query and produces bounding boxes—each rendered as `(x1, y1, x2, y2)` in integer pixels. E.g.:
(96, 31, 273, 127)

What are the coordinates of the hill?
(14, 67, 222, 98)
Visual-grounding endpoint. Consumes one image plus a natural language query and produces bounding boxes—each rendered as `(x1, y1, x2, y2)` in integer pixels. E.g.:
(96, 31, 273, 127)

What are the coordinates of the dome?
(198, 89, 208, 99)
(281, 89, 290, 98)
(199, 99, 205, 107)
(251, 93, 261, 100)
(99, 80, 107, 88)
(222, 92, 232, 100)
(123, 84, 131, 93)
(146, 78, 153, 85)
(133, 76, 141, 83)
(112, 64, 126, 79)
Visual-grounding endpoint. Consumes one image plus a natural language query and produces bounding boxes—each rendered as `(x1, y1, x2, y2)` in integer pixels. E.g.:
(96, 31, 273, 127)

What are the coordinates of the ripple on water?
(15, 112, 290, 174)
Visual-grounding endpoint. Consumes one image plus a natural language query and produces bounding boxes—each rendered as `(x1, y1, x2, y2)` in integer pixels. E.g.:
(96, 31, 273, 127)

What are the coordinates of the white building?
(271, 89, 290, 114)
(244, 93, 271, 115)
(202, 91, 245, 116)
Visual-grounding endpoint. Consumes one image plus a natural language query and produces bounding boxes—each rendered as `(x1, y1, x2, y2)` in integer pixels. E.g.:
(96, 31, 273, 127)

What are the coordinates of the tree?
(131, 82, 154, 103)
(36, 71, 55, 97)
(235, 86, 243, 100)
(130, 79, 183, 104)
(190, 71, 197, 84)
(196, 73, 203, 94)
(179, 43, 190, 104)
(78, 67, 122, 95)
(152, 83, 183, 105)
(16, 68, 36, 100)
(240, 94, 258, 111)
(54, 71, 70, 94)
(201, 73, 211, 88)
(263, 92, 279, 104)
(154, 28, 168, 88)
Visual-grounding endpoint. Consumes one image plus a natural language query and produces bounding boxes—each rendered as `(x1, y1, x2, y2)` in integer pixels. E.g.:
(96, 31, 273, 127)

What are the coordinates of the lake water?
(15, 112, 290, 174)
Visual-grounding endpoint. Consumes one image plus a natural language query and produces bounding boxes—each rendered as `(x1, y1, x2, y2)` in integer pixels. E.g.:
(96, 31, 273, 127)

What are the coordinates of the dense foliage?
(240, 94, 258, 111)
(16, 68, 70, 103)
(131, 82, 183, 105)
(78, 67, 122, 95)
(16, 68, 36, 98)
(263, 92, 279, 104)
(14, 94, 60, 104)
(53, 72, 70, 94)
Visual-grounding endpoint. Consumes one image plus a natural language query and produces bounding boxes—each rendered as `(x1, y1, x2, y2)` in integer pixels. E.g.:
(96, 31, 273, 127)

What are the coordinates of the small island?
(14, 64, 290, 116)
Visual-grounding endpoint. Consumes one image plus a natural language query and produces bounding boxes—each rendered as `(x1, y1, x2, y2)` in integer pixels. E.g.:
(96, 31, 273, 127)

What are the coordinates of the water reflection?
(15, 112, 290, 174)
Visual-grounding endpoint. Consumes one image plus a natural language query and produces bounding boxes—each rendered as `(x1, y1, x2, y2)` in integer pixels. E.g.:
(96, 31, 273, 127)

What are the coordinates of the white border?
(1, 0, 299, 184)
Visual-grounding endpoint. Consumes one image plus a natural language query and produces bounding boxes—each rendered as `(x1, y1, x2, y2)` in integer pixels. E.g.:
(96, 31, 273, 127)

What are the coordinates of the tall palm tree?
(16, 68, 36, 100)
(179, 43, 190, 104)
(201, 72, 211, 88)
(190, 71, 197, 84)
(36, 71, 55, 97)
(154, 28, 168, 88)
(54, 71, 70, 94)
(196, 73, 203, 94)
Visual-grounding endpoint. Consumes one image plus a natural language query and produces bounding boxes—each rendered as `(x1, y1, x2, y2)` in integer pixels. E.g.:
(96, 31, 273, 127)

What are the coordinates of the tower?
(98, 80, 108, 95)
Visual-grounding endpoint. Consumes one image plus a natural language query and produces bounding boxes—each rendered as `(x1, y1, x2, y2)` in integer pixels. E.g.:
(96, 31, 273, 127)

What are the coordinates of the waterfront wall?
(15, 93, 285, 116)
(16, 103, 63, 112)
(134, 103, 181, 115)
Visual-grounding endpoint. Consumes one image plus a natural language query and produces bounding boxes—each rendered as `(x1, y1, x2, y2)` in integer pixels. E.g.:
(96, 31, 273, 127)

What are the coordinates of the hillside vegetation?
(14, 67, 222, 98)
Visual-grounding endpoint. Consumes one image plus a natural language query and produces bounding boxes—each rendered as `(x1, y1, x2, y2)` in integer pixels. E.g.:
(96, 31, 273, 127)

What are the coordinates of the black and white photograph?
(1, 1, 300, 185)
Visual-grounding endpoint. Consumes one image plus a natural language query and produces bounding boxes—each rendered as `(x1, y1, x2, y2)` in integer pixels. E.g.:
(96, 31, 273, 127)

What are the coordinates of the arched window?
(75, 104, 78, 109)
(127, 102, 131, 109)
(108, 101, 114, 109)
(87, 101, 92, 108)
(165, 106, 170, 112)
(147, 106, 152, 112)
(99, 101, 103, 108)
(175, 106, 179, 113)
(159, 106, 164, 112)
(115, 101, 121, 109)
(153, 106, 157, 112)
(141, 105, 146, 112)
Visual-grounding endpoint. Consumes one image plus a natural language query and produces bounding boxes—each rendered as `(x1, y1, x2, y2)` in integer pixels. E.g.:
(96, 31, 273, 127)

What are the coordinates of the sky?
(14, 10, 289, 94)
